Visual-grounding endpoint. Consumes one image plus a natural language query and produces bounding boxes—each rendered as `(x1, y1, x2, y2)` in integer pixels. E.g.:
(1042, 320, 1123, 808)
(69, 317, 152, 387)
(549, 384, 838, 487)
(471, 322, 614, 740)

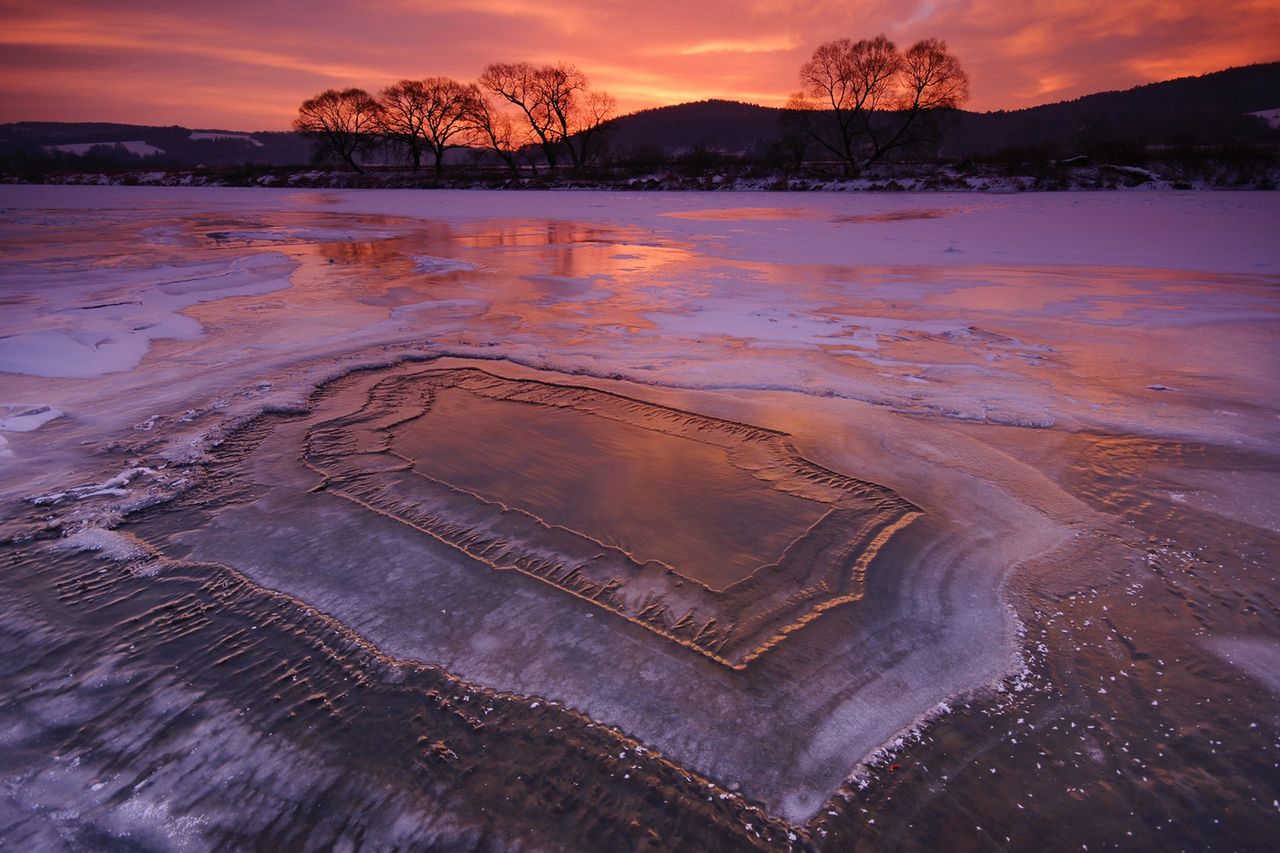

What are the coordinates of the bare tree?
(293, 88, 381, 173)
(789, 36, 968, 174)
(869, 38, 969, 162)
(479, 62, 559, 167)
(568, 89, 617, 167)
(378, 77, 476, 174)
(464, 88, 528, 178)
(774, 105, 811, 171)
(478, 62, 614, 170)
(533, 63, 586, 163)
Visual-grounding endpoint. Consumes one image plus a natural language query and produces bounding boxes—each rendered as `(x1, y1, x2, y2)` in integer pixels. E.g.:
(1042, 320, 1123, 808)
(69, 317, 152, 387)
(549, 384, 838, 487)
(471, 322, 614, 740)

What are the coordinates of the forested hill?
(3, 61, 1277, 171)
(937, 61, 1280, 158)
(601, 62, 1280, 159)
(0, 123, 311, 168)
(600, 100, 782, 159)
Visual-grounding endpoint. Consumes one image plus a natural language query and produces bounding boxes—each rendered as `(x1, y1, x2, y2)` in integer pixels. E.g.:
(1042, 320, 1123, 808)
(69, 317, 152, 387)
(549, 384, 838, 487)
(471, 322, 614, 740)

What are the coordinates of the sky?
(1, 0, 1278, 130)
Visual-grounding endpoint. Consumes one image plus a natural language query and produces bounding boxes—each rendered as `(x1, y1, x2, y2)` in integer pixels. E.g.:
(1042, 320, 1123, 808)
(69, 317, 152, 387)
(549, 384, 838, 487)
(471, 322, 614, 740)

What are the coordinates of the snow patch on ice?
(0, 403, 63, 432)
(189, 131, 264, 147)
(101, 793, 210, 851)
(54, 528, 153, 561)
(0, 252, 297, 378)
(30, 466, 154, 506)
(413, 255, 478, 275)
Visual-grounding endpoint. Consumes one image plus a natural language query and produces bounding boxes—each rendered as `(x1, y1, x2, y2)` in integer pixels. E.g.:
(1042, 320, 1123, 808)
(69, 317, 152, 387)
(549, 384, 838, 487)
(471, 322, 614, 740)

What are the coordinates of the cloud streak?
(0, 0, 1275, 129)
(678, 36, 801, 56)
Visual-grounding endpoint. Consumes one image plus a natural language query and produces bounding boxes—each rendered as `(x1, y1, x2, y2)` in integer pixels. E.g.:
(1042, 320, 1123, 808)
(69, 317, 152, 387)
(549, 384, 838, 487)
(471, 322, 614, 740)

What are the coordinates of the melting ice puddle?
(395, 387, 827, 590)
(306, 366, 920, 667)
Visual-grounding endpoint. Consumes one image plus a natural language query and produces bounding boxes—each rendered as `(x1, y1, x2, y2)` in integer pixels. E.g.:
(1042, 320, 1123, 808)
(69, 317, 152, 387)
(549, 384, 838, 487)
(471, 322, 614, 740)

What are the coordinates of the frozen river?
(1, 186, 1277, 850)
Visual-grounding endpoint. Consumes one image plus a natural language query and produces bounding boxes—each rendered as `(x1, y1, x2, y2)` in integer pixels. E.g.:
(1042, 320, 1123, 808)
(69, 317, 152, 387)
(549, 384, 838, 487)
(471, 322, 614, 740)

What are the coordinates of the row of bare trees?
(294, 37, 968, 176)
(293, 63, 616, 174)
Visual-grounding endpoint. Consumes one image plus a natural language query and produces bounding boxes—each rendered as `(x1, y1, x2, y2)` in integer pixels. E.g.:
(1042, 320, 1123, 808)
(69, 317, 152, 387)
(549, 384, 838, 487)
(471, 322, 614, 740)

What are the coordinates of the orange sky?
(1, 0, 1277, 130)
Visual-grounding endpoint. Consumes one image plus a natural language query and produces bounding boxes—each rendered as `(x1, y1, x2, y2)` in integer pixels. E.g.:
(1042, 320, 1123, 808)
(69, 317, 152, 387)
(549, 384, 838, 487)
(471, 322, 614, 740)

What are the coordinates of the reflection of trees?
(458, 222, 588, 249)
(322, 221, 457, 268)
(326, 240, 383, 264)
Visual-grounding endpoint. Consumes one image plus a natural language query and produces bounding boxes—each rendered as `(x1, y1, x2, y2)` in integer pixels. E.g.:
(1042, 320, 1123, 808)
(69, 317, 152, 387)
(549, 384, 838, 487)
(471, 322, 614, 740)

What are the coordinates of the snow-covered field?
(187, 132, 264, 147)
(44, 140, 166, 157)
(1, 186, 1277, 848)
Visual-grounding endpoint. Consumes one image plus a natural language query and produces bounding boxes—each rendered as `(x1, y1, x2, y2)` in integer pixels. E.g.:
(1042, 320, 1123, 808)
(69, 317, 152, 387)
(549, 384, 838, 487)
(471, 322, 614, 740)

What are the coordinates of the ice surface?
(411, 254, 478, 275)
(4, 186, 1271, 449)
(0, 186, 1277, 845)
(396, 386, 830, 590)
(0, 403, 62, 432)
(303, 366, 918, 669)
(30, 465, 155, 506)
(0, 251, 296, 377)
(52, 527, 153, 561)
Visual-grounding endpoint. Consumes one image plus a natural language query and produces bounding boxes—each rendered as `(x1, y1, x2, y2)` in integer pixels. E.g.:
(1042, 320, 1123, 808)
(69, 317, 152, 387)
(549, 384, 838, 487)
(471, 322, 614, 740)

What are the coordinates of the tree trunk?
(565, 138, 582, 170)
(865, 108, 921, 169)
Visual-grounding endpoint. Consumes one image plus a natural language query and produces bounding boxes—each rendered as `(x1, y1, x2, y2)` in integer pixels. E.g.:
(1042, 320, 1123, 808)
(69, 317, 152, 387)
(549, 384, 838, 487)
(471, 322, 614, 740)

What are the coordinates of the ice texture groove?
(0, 541, 798, 850)
(302, 366, 921, 667)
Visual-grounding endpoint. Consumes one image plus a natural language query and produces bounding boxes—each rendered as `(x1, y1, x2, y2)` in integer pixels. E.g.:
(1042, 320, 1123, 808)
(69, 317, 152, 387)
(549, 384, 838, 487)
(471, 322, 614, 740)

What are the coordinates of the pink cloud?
(0, 0, 1275, 129)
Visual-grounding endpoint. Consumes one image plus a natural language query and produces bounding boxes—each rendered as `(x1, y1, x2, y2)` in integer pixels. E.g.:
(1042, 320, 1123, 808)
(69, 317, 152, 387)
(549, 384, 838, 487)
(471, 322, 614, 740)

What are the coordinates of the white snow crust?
(47, 141, 166, 157)
(189, 132, 265, 147)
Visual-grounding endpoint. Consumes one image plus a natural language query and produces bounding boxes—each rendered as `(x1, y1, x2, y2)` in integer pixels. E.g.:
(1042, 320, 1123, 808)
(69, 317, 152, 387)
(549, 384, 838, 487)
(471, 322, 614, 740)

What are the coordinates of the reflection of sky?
(397, 388, 828, 590)
(2, 191, 1275, 444)
(1, 0, 1275, 128)
(305, 211, 1277, 434)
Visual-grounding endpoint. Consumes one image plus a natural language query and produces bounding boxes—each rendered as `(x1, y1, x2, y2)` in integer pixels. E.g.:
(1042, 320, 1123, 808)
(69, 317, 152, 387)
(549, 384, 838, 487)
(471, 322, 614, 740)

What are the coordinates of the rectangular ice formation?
(304, 368, 921, 668)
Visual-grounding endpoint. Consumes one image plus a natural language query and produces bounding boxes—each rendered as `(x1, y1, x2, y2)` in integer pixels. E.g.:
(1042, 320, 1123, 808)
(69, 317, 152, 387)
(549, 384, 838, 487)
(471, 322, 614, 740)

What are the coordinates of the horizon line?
(4, 59, 1276, 136)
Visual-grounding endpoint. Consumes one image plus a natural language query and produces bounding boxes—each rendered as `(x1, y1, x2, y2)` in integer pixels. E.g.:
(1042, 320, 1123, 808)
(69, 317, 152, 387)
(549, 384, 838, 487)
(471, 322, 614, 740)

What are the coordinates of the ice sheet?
(0, 186, 1277, 844)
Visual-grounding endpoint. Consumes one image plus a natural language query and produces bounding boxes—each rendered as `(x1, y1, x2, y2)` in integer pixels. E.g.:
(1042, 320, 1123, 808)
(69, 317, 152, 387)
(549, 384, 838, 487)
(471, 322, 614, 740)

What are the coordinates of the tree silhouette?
(464, 88, 529, 178)
(478, 62, 614, 170)
(775, 105, 812, 170)
(293, 88, 381, 172)
(378, 78, 476, 174)
(790, 36, 968, 174)
(479, 63, 559, 168)
(570, 89, 617, 168)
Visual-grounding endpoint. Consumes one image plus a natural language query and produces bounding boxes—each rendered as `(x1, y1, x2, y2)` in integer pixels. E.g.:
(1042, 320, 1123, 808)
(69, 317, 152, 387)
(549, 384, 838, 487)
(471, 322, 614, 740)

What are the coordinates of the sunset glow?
(1, 0, 1277, 129)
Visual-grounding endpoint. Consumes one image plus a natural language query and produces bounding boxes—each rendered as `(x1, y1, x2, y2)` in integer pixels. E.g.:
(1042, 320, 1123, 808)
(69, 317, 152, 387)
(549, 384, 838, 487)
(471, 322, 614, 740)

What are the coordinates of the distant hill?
(598, 62, 1280, 160)
(0, 122, 312, 169)
(598, 100, 783, 160)
(3, 62, 1277, 173)
(938, 62, 1280, 158)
